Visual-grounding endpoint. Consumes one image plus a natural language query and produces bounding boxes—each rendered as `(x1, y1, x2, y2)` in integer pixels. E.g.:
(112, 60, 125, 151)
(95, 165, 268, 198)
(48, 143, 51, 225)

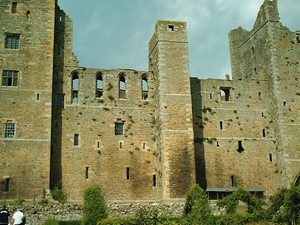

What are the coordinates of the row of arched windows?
(71, 72, 149, 104)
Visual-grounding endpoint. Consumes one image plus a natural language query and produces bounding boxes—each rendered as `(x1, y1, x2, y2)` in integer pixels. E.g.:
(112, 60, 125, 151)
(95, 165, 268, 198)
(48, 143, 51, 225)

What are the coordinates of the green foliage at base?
(43, 218, 59, 225)
(82, 185, 108, 225)
(51, 181, 67, 203)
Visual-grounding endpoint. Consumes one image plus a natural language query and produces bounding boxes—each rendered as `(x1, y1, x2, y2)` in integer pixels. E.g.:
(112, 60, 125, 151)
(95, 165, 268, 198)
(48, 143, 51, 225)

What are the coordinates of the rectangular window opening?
(220, 87, 232, 101)
(142, 143, 146, 150)
(220, 121, 223, 130)
(4, 123, 15, 138)
(126, 167, 130, 180)
(168, 25, 174, 31)
(269, 153, 273, 162)
(231, 175, 235, 187)
(5, 178, 11, 192)
(153, 175, 157, 187)
(85, 167, 89, 179)
(5, 35, 20, 49)
(119, 142, 123, 149)
(115, 122, 124, 136)
(12, 2, 17, 14)
(237, 140, 244, 153)
(2, 70, 18, 86)
(74, 134, 79, 146)
(262, 129, 266, 137)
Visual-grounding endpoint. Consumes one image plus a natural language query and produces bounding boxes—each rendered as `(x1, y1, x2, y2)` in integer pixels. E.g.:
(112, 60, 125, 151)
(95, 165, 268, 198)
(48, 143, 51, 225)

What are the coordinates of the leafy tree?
(82, 185, 108, 225)
(183, 184, 214, 225)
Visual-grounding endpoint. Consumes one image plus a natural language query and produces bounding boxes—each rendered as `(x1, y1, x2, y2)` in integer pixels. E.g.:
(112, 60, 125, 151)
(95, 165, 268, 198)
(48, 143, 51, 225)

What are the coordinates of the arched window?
(96, 73, 103, 98)
(119, 73, 126, 99)
(71, 72, 79, 104)
(141, 74, 148, 100)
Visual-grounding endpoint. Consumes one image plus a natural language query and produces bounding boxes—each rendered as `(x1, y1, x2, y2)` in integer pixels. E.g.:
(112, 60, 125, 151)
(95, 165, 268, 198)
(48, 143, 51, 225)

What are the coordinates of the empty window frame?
(11, 2, 17, 14)
(119, 73, 126, 99)
(141, 75, 148, 100)
(220, 87, 232, 101)
(2, 70, 18, 86)
(74, 134, 79, 146)
(96, 73, 103, 98)
(115, 122, 124, 135)
(6, 34, 20, 49)
(4, 123, 15, 138)
(71, 72, 79, 104)
(56, 93, 65, 109)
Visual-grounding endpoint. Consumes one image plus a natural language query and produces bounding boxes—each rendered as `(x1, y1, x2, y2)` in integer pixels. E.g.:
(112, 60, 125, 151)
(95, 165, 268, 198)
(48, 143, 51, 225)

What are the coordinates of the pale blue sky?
(58, 0, 299, 79)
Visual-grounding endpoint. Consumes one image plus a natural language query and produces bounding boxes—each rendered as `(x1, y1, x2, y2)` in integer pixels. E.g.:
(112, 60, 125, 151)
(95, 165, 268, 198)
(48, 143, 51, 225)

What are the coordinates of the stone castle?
(0, 0, 299, 202)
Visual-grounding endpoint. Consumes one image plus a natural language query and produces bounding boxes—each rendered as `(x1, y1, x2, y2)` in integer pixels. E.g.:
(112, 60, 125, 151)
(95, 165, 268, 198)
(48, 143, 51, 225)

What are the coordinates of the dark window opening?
(119, 74, 126, 99)
(262, 112, 264, 117)
(262, 129, 266, 137)
(71, 72, 79, 104)
(56, 93, 65, 109)
(37, 93, 40, 100)
(4, 123, 15, 138)
(2, 70, 18, 86)
(142, 75, 148, 100)
(168, 25, 174, 31)
(269, 153, 273, 162)
(251, 46, 255, 56)
(153, 175, 156, 186)
(142, 143, 146, 150)
(258, 92, 261, 100)
(96, 73, 103, 98)
(209, 93, 212, 100)
(231, 175, 235, 187)
(115, 122, 124, 136)
(74, 134, 79, 146)
(5, 35, 20, 49)
(85, 167, 89, 179)
(220, 87, 231, 101)
(26, 11, 30, 18)
(217, 142, 219, 147)
(12, 2, 17, 14)
(283, 101, 286, 106)
(220, 121, 223, 130)
(237, 140, 244, 153)
(119, 142, 123, 149)
(126, 167, 130, 180)
(5, 178, 10, 192)
(296, 34, 300, 43)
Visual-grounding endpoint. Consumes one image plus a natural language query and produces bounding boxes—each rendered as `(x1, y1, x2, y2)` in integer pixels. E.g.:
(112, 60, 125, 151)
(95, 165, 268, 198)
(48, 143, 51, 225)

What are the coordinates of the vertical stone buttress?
(149, 21, 195, 199)
(0, 0, 55, 198)
(229, 0, 300, 189)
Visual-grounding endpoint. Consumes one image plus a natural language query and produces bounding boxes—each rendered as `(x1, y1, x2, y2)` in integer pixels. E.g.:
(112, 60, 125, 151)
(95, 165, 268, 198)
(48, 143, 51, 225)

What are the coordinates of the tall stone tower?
(0, 0, 56, 198)
(148, 21, 195, 199)
(229, 0, 300, 188)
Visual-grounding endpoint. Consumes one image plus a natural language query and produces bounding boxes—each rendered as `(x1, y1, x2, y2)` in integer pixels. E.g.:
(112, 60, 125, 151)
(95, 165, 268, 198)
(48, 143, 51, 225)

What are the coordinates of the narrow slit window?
(37, 93, 40, 100)
(251, 46, 255, 56)
(231, 175, 235, 187)
(119, 142, 123, 149)
(5, 178, 11, 192)
(262, 129, 266, 137)
(262, 112, 264, 117)
(283, 101, 286, 106)
(217, 142, 219, 147)
(153, 175, 156, 186)
(209, 93, 212, 100)
(269, 153, 273, 162)
(85, 167, 89, 179)
(126, 167, 130, 180)
(258, 92, 261, 100)
(142, 143, 146, 150)
(220, 121, 223, 130)
(74, 134, 79, 146)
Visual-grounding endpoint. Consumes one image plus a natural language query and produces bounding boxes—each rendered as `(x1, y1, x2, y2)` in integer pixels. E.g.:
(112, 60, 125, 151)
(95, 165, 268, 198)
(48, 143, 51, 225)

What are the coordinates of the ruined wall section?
(192, 78, 278, 196)
(149, 21, 195, 199)
(0, 0, 55, 198)
(53, 66, 160, 201)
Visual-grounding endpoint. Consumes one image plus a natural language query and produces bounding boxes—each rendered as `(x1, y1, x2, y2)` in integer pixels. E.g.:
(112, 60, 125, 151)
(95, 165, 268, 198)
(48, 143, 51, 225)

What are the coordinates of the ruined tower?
(148, 21, 195, 199)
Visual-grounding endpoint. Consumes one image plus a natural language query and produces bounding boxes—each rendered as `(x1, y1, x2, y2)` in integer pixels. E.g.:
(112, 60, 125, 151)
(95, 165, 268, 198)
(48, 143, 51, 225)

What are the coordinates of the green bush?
(58, 220, 81, 225)
(43, 218, 59, 225)
(82, 185, 108, 225)
(183, 184, 214, 225)
(217, 214, 247, 225)
(51, 181, 67, 203)
(97, 218, 125, 225)
(14, 198, 25, 206)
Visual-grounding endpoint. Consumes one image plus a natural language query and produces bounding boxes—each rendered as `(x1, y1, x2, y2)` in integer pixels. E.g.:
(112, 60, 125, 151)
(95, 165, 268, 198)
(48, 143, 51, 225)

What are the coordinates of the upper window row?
(5, 34, 20, 49)
(71, 72, 149, 104)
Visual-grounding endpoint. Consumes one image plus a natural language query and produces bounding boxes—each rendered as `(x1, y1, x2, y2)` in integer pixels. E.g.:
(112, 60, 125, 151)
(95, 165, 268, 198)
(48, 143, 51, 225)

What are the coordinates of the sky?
(58, 0, 300, 79)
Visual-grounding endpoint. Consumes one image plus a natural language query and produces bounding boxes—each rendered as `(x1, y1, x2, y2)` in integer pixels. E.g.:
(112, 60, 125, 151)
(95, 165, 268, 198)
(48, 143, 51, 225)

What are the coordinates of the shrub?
(14, 198, 25, 206)
(183, 184, 214, 225)
(58, 220, 81, 225)
(82, 185, 108, 225)
(51, 181, 67, 203)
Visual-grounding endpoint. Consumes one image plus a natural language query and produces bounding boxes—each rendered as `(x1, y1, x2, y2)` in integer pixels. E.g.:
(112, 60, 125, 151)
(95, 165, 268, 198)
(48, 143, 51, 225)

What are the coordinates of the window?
(231, 175, 235, 187)
(220, 87, 232, 101)
(269, 153, 273, 162)
(153, 175, 156, 186)
(141, 75, 148, 100)
(85, 167, 89, 179)
(71, 72, 79, 104)
(12, 2, 17, 14)
(6, 34, 19, 49)
(115, 122, 124, 135)
(126, 167, 130, 180)
(237, 140, 244, 153)
(96, 73, 103, 98)
(74, 134, 79, 146)
(56, 93, 65, 109)
(4, 123, 15, 138)
(5, 178, 11, 192)
(262, 129, 266, 137)
(119, 141, 123, 149)
(2, 70, 18, 86)
(119, 73, 126, 99)
(168, 25, 174, 31)
(220, 121, 223, 130)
